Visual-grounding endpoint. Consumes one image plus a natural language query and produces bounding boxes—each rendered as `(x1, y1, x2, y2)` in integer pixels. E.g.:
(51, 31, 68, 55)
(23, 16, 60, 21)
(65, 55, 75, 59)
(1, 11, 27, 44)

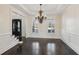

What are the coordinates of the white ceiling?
(11, 4, 69, 16)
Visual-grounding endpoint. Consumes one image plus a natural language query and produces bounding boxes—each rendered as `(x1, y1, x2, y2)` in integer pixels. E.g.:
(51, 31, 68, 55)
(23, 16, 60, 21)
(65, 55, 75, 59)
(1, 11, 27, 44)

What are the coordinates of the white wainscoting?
(61, 32, 79, 54)
(0, 33, 19, 54)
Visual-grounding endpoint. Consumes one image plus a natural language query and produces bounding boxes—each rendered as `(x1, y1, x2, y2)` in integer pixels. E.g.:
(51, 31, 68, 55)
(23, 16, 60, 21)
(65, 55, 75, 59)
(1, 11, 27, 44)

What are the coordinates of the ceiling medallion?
(35, 4, 47, 24)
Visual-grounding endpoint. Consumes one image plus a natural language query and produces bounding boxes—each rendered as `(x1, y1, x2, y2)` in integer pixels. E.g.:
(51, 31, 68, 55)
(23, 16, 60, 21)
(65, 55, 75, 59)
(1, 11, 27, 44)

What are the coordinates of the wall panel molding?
(0, 33, 19, 54)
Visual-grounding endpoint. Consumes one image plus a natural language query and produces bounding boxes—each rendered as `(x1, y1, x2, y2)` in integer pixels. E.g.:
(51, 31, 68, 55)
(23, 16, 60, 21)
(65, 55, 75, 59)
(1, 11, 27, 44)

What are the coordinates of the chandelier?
(35, 4, 47, 24)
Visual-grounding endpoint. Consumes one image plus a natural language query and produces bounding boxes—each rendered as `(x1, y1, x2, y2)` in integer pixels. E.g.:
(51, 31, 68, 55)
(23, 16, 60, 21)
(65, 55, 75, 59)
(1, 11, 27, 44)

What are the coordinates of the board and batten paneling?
(61, 5, 79, 54)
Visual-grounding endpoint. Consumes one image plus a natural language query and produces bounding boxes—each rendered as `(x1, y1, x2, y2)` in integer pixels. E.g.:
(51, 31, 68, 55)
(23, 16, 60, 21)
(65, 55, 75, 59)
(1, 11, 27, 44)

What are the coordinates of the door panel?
(12, 19, 22, 41)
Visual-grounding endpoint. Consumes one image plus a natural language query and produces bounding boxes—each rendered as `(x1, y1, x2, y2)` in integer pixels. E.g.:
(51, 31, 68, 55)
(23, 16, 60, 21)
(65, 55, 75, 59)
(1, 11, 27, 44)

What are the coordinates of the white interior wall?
(25, 15, 33, 38)
(0, 5, 28, 54)
(10, 6, 27, 37)
(0, 4, 62, 54)
(2, 4, 79, 54)
(27, 15, 61, 39)
(0, 5, 19, 54)
(61, 5, 79, 54)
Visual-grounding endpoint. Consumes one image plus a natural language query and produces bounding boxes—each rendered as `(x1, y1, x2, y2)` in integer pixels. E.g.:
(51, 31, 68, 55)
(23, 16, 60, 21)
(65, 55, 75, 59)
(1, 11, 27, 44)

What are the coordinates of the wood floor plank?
(2, 38, 77, 55)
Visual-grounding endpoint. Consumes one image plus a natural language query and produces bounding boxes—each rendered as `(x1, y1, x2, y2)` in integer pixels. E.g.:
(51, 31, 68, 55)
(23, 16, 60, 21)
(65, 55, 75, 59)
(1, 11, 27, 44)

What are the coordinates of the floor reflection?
(2, 38, 77, 55)
(32, 42, 40, 55)
(47, 43, 56, 55)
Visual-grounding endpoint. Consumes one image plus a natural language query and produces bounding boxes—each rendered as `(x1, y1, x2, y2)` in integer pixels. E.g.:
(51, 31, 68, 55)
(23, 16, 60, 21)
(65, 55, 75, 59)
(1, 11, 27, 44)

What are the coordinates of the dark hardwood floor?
(2, 38, 77, 55)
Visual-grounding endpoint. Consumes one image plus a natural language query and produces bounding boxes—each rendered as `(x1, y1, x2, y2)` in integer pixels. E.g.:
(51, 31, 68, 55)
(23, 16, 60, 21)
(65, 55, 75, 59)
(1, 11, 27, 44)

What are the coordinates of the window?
(48, 20, 55, 33)
(32, 20, 38, 33)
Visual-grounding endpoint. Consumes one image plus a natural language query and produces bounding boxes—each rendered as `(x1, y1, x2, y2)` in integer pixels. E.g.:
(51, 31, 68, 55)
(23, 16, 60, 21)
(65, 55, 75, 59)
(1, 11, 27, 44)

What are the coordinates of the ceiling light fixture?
(35, 4, 47, 24)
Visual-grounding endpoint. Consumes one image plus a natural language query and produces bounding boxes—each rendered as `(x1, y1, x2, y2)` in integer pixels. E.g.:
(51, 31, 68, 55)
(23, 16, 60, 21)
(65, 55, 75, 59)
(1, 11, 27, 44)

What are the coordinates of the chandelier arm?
(35, 4, 47, 24)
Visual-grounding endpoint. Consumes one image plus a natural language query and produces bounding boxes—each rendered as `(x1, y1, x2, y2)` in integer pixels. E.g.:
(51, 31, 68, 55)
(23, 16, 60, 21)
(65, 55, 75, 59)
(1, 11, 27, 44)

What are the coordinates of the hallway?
(0, 4, 79, 55)
(2, 38, 77, 55)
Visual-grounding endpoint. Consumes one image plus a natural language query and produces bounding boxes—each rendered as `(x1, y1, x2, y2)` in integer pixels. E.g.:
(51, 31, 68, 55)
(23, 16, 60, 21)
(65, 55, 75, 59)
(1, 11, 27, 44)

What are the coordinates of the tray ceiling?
(11, 4, 69, 16)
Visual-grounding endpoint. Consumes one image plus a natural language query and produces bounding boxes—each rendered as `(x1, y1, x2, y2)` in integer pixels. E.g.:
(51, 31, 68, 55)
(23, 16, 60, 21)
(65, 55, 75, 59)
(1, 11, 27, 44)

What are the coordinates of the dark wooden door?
(12, 19, 22, 40)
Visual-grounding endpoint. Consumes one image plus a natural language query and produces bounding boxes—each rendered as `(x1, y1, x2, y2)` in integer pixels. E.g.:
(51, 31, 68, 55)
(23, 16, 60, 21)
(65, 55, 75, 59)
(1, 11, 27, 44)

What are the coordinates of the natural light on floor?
(32, 42, 39, 55)
(47, 43, 56, 55)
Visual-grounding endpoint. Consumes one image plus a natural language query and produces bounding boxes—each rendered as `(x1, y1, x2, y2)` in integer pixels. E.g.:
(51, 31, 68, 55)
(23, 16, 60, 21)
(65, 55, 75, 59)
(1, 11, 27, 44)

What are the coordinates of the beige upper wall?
(25, 15, 33, 38)
(61, 5, 79, 34)
(0, 5, 10, 34)
(29, 15, 62, 38)
(0, 4, 30, 37)
(10, 5, 32, 37)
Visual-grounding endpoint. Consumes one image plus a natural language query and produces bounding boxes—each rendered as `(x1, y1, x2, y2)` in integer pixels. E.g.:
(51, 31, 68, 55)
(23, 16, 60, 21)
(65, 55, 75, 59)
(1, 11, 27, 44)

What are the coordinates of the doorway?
(12, 19, 22, 41)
